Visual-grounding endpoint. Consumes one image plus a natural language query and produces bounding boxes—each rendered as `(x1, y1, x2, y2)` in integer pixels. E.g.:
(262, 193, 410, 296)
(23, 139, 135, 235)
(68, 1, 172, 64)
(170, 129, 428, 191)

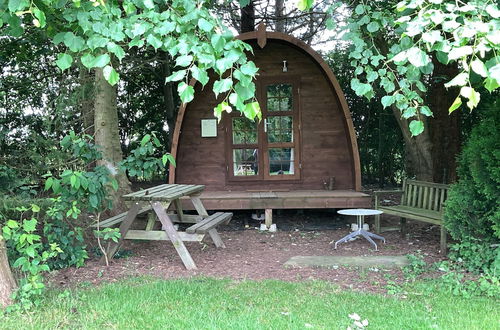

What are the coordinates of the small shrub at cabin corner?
(444, 101, 500, 273)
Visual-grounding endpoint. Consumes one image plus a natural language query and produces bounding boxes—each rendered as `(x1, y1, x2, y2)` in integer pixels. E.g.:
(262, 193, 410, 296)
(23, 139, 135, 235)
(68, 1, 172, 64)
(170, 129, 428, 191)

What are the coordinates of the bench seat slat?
(186, 212, 232, 234)
(378, 205, 442, 225)
(91, 206, 152, 228)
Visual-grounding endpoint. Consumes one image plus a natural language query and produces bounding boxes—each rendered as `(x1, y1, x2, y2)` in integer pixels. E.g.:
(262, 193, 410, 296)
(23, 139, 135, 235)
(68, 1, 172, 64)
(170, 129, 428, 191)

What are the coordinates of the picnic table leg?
(173, 199, 185, 223)
(151, 202, 197, 270)
(104, 202, 141, 262)
(190, 196, 226, 248)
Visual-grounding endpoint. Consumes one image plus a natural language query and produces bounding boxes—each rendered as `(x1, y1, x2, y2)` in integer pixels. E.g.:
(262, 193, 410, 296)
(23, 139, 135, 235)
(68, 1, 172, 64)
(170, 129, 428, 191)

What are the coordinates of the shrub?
(444, 100, 500, 272)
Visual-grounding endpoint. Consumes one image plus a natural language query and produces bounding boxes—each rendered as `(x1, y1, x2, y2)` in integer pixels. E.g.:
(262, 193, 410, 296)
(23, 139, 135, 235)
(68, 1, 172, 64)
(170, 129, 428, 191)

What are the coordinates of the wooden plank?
(189, 196, 227, 248)
(125, 230, 204, 242)
(434, 188, 440, 211)
(151, 202, 197, 270)
(123, 184, 177, 199)
(411, 184, 418, 207)
(173, 199, 185, 223)
(439, 188, 446, 212)
(378, 207, 442, 225)
(265, 208, 273, 228)
(138, 185, 205, 202)
(104, 203, 141, 260)
(406, 179, 449, 189)
(167, 214, 204, 224)
(145, 212, 156, 231)
(417, 185, 424, 208)
(92, 205, 152, 228)
(186, 212, 224, 233)
(422, 186, 429, 209)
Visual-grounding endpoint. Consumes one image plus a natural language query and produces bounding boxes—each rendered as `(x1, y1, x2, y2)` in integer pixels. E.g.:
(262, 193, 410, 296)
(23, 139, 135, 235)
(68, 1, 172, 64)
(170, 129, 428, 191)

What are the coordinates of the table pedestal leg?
(333, 215, 386, 251)
(152, 202, 197, 270)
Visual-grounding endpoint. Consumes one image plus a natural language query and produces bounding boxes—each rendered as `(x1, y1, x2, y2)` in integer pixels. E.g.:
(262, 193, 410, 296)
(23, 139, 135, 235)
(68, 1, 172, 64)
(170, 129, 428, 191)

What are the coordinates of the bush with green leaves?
(444, 100, 500, 272)
(42, 219, 87, 270)
(2, 204, 62, 310)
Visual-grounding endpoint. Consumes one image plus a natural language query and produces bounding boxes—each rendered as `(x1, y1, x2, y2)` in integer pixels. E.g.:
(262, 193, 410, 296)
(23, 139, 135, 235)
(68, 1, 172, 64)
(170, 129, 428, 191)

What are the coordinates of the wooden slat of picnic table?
(129, 185, 205, 202)
(123, 185, 180, 200)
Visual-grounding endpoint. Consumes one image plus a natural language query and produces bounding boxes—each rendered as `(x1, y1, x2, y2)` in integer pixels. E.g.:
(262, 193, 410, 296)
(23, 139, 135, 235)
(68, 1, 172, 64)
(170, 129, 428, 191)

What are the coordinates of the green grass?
(0, 277, 497, 329)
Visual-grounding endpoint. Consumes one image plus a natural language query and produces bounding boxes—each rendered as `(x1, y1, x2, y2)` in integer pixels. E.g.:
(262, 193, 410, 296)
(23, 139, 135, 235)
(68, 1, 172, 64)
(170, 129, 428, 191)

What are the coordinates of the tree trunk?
(94, 68, 131, 213)
(391, 106, 434, 181)
(427, 59, 460, 184)
(275, 0, 285, 32)
(0, 234, 16, 308)
(162, 55, 177, 149)
(240, 0, 255, 33)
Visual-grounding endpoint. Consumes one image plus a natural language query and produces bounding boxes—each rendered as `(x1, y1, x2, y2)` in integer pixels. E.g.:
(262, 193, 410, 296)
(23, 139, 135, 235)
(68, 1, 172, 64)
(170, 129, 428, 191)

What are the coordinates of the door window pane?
(267, 116, 293, 143)
(233, 149, 258, 176)
(268, 148, 295, 175)
(232, 117, 257, 144)
(266, 84, 292, 112)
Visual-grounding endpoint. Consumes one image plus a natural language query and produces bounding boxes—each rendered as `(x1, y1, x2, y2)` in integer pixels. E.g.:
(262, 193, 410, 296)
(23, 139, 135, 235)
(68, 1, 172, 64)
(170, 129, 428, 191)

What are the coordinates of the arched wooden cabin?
(170, 26, 370, 219)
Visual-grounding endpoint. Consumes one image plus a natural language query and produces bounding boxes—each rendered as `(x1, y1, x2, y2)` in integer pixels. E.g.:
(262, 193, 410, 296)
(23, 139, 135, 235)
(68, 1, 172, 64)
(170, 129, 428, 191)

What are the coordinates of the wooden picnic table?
(103, 184, 232, 270)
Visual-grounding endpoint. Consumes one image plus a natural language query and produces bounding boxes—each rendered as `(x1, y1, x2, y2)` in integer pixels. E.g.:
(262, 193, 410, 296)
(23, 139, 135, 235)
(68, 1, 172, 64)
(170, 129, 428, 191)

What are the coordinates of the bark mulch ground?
(49, 206, 447, 293)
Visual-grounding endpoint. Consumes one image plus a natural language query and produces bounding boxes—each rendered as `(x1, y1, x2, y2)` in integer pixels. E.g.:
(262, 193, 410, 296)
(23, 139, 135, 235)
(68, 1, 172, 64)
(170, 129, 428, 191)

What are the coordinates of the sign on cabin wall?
(201, 118, 217, 137)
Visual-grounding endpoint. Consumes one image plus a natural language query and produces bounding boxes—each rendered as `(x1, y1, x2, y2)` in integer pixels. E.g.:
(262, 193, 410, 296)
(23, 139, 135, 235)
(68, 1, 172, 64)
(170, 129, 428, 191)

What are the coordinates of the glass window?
(233, 149, 258, 176)
(268, 148, 294, 175)
(232, 117, 257, 145)
(266, 84, 292, 112)
(267, 116, 293, 143)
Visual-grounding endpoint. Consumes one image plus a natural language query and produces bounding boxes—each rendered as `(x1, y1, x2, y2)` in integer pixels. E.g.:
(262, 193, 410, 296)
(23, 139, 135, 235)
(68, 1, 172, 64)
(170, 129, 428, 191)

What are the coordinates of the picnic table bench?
(373, 179, 449, 253)
(92, 184, 232, 269)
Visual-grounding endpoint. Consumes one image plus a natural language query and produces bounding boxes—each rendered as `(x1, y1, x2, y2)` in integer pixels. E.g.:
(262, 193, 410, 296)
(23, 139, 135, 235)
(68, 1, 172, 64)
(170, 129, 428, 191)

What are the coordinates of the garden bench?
(186, 212, 232, 234)
(374, 179, 449, 254)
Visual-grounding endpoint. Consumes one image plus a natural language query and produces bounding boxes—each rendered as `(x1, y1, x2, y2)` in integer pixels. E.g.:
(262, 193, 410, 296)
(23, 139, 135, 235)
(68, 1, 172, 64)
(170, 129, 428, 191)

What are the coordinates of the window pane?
(233, 149, 258, 176)
(267, 84, 293, 112)
(232, 118, 257, 144)
(268, 148, 294, 175)
(267, 116, 293, 143)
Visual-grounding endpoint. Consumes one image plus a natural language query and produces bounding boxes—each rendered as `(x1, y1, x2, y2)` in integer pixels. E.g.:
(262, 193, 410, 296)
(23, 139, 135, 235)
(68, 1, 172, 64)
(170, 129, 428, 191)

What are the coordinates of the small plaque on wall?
(201, 118, 218, 137)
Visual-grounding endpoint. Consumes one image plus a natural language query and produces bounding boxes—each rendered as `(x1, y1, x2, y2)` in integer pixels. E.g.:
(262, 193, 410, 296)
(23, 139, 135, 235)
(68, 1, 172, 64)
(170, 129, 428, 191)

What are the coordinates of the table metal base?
(334, 229, 386, 251)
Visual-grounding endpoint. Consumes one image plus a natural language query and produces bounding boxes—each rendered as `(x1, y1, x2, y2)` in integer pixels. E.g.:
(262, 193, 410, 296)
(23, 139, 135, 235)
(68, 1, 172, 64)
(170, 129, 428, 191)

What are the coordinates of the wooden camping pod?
(168, 27, 368, 210)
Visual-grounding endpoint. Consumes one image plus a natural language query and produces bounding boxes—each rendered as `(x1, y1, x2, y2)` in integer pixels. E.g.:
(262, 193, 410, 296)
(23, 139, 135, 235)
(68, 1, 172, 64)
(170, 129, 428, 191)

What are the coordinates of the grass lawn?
(0, 277, 497, 329)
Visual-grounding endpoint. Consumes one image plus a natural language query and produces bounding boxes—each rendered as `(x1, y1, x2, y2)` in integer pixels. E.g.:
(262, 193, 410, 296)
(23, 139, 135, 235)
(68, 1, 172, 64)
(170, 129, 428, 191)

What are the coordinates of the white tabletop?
(337, 208, 383, 216)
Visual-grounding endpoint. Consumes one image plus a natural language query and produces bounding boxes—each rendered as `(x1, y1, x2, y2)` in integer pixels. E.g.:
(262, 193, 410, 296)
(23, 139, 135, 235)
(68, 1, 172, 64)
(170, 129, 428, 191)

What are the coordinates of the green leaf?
(146, 34, 162, 49)
(141, 134, 151, 146)
(23, 218, 37, 232)
(213, 78, 233, 97)
(444, 73, 468, 88)
(448, 46, 473, 61)
(409, 120, 424, 136)
(31, 204, 40, 213)
(93, 54, 110, 68)
(471, 59, 488, 77)
(489, 64, 500, 82)
(81, 53, 95, 69)
(244, 102, 261, 120)
(381, 95, 395, 108)
(240, 61, 259, 76)
(44, 177, 53, 191)
(297, 0, 314, 11)
(175, 55, 193, 67)
(32, 7, 46, 28)
(211, 34, 225, 52)
(448, 96, 462, 113)
(103, 65, 120, 86)
(111, 179, 119, 191)
(6, 220, 18, 229)
(354, 4, 364, 15)
(406, 47, 430, 68)
(56, 53, 73, 71)
(366, 21, 380, 33)
(420, 106, 433, 117)
(484, 77, 499, 93)
(486, 4, 500, 18)
(89, 194, 98, 209)
(63, 32, 85, 52)
(143, 0, 154, 9)
(165, 70, 186, 82)
(191, 66, 209, 86)
(178, 82, 194, 104)
(460, 86, 480, 110)
(107, 42, 126, 61)
(198, 18, 213, 32)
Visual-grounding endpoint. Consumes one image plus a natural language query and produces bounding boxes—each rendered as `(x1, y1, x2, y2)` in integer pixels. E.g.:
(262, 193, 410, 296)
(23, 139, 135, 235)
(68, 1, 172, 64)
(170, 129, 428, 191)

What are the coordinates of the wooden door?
(226, 76, 301, 182)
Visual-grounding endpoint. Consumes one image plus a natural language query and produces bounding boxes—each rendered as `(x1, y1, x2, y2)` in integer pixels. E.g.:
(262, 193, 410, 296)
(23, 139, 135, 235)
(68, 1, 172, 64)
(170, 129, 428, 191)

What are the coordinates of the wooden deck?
(180, 190, 371, 211)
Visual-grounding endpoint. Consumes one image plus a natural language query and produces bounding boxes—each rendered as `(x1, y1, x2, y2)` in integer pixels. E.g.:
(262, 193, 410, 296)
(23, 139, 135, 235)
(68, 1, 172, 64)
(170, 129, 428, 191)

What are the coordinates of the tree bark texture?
(0, 234, 16, 308)
(275, 0, 285, 32)
(94, 68, 131, 213)
(162, 55, 177, 149)
(240, 0, 255, 33)
(79, 67, 95, 137)
(427, 59, 460, 183)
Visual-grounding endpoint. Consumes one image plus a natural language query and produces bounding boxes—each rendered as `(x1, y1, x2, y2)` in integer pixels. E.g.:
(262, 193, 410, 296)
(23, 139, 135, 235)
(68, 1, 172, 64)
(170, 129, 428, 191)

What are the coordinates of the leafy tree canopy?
(303, 0, 500, 135)
(1, 0, 261, 120)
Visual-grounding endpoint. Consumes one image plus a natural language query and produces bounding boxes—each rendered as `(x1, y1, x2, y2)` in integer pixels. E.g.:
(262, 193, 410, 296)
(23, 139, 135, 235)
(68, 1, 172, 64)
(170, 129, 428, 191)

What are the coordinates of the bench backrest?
(401, 179, 449, 212)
